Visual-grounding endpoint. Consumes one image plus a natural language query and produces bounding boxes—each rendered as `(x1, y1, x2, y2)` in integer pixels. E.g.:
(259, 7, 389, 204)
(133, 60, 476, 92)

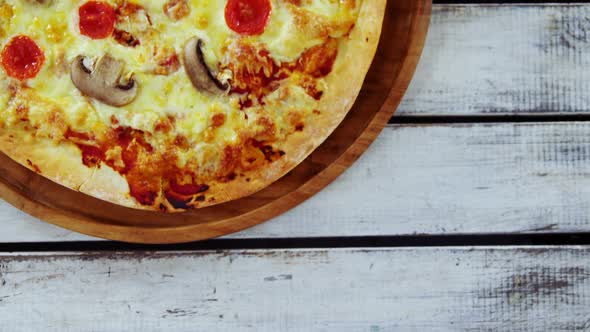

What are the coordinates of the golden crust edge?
(0, 131, 151, 210)
(0, 131, 91, 191)
(189, 0, 388, 209)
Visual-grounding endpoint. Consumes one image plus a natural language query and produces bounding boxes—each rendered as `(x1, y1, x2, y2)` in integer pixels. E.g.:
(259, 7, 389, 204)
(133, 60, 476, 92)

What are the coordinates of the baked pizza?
(0, 0, 385, 211)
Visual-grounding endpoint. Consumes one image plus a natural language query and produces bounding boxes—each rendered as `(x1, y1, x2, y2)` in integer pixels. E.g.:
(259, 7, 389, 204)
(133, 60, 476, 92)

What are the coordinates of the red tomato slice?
(225, 0, 271, 36)
(1, 35, 45, 81)
(79, 1, 116, 39)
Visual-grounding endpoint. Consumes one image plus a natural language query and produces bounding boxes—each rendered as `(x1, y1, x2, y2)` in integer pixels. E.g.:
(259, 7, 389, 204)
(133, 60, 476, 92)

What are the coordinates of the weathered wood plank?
(0, 247, 588, 331)
(399, 4, 590, 116)
(3, 122, 590, 241)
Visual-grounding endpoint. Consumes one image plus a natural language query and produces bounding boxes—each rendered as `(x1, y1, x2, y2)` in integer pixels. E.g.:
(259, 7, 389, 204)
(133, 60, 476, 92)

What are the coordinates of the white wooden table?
(2, 3, 590, 331)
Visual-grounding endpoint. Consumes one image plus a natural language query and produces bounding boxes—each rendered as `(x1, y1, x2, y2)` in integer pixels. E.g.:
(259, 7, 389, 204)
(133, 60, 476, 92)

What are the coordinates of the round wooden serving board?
(0, 0, 431, 244)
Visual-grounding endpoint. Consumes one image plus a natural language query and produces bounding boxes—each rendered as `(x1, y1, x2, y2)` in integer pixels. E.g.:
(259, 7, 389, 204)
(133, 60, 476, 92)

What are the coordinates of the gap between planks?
(2, 234, 590, 252)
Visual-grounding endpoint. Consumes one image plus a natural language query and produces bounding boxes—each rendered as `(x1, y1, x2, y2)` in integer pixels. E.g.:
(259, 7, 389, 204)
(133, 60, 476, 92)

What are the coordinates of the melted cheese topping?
(1, 0, 357, 142)
(0, 0, 360, 207)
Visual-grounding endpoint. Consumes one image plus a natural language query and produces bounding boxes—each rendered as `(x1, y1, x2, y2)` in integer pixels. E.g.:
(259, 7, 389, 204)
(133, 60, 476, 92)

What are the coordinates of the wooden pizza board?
(0, 0, 432, 244)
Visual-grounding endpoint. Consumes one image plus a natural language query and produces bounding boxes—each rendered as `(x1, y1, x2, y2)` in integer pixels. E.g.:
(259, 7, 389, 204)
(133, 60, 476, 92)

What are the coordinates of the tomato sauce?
(226, 38, 339, 105)
(60, 22, 338, 208)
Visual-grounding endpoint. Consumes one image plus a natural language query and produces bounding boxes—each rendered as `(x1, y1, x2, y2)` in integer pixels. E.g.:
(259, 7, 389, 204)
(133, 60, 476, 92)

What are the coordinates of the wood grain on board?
(0, 247, 589, 331)
(4, 122, 590, 242)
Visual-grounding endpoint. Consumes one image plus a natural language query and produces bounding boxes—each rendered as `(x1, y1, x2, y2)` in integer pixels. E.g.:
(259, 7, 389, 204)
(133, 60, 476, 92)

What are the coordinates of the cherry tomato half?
(79, 1, 116, 39)
(1, 35, 45, 80)
(225, 0, 271, 36)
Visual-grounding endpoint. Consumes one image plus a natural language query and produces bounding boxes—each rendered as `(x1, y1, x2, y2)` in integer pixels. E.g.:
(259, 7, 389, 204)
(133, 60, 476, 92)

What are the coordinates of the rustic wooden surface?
(400, 4, 590, 116)
(1, 3, 590, 331)
(1, 247, 589, 331)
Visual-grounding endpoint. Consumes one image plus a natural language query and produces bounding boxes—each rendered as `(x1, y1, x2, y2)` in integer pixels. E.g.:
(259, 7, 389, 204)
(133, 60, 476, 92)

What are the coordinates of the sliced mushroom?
(183, 37, 229, 94)
(71, 55, 138, 107)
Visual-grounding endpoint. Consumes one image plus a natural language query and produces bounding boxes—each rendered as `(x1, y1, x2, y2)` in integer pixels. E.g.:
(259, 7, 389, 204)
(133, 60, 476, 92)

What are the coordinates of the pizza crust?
(79, 164, 145, 209)
(0, 0, 386, 211)
(0, 131, 94, 191)
(193, 0, 387, 209)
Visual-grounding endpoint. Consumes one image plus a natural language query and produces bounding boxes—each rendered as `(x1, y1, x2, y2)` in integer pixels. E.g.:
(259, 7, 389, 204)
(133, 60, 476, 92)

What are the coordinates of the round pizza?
(0, 0, 385, 211)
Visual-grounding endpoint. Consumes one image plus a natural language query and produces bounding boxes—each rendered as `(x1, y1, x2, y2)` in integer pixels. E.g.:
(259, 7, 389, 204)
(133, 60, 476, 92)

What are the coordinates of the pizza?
(0, 0, 385, 211)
